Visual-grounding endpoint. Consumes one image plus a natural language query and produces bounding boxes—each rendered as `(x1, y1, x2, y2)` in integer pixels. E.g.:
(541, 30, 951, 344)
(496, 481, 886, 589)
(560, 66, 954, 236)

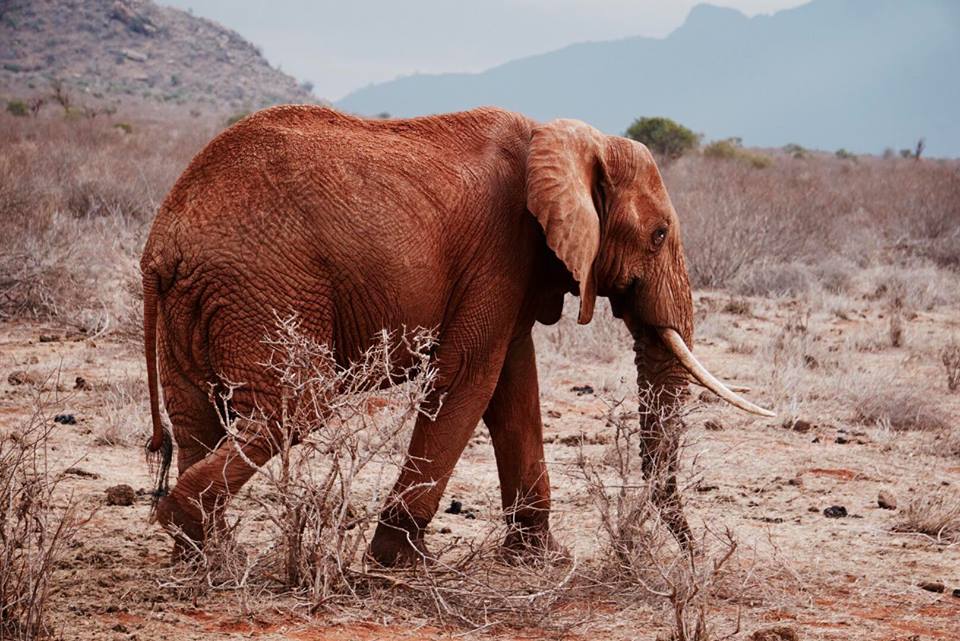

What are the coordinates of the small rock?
(7, 370, 35, 386)
(748, 625, 799, 641)
(696, 483, 719, 492)
(757, 516, 784, 524)
(918, 581, 945, 593)
(74, 376, 92, 391)
(704, 419, 724, 431)
(698, 390, 720, 404)
(823, 505, 847, 519)
(464, 511, 476, 520)
(38, 334, 60, 343)
(63, 467, 99, 479)
(791, 419, 812, 433)
(570, 385, 594, 396)
(546, 409, 562, 419)
(105, 484, 136, 506)
(122, 49, 148, 62)
(444, 500, 462, 515)
(53, 414, 77, 425)
(787, 477, 803, 487)
(834, 435, 849, 444)
(439, 526, 452, 534)
(952, 588, 960, 598)
(877, 490, 897, 510)
(111, 623, 129, 633)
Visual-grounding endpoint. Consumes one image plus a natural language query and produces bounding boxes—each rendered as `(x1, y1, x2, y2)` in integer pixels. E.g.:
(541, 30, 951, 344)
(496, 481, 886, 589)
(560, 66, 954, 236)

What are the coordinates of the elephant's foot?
(155, 495, 206, 564)
(501, 522, 570, 566)
(366, 516, 432, 567)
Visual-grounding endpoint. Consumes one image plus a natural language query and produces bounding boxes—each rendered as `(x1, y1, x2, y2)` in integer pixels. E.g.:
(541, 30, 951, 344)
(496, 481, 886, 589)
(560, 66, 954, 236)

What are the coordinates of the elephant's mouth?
(656, 327, 774, 417)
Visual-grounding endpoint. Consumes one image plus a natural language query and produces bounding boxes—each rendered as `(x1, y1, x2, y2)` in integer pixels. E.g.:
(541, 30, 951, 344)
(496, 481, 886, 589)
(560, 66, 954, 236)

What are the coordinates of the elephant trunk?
(629, 322, 693, 547)
(621, 262, 774, 547)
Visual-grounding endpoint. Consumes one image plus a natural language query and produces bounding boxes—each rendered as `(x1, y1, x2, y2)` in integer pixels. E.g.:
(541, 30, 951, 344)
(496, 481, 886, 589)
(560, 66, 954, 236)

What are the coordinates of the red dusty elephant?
(141, 106, 772, 565)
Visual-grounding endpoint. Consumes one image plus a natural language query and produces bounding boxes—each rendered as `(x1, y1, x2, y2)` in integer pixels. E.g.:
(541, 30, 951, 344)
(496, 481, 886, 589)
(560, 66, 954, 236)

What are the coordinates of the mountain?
(337, 0, 960, 157)
(0, 0, 312, 110)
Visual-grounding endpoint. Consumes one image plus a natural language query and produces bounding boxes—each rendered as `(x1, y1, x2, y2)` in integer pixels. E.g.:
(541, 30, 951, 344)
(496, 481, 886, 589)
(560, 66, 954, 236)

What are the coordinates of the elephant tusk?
(690, 379, 752, 393)
(659, 328, 775, 418)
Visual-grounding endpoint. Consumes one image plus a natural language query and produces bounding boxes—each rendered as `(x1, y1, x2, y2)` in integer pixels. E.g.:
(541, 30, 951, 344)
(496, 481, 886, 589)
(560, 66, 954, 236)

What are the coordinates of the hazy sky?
(162, 1, 809, 101)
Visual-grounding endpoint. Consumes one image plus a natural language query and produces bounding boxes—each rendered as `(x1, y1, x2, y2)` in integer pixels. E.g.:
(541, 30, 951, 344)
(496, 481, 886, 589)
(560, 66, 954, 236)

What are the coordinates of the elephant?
(141, 105, 772, 565)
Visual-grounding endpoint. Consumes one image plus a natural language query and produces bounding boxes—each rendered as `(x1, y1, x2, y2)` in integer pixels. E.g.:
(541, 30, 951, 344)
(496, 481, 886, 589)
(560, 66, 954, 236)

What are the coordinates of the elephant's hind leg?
(156, 294, 334, 560)
(160, 364, 226, 475)
(156, 408, 283, 556)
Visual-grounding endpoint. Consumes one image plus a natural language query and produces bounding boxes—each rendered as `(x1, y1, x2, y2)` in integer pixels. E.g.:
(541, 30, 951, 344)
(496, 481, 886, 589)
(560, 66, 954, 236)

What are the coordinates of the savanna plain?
(1, 108, 959, 641)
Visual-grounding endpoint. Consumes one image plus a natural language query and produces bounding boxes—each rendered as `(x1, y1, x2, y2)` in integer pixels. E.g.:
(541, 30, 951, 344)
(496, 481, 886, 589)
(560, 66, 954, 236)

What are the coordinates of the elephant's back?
(144, 104, 524, 278)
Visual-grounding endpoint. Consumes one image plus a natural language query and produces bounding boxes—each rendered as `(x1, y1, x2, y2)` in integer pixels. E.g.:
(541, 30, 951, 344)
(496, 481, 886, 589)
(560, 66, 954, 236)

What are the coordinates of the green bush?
(703, 138, 739, 160)
(624, 116, 700, 160)
(6, 100, 28, 117)
(835, 148, 857, 161)
(783, 143, 807, 159)
(704, 138, 772, 169)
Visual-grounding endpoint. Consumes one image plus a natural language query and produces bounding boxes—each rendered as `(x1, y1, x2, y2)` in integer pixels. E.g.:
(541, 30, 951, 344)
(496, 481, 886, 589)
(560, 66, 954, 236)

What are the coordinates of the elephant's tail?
(143, 270, 173, 508)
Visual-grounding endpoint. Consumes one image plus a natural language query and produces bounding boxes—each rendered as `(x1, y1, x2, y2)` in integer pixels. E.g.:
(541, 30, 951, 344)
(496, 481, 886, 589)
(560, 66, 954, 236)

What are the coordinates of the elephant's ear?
(526, 119, 606, 324)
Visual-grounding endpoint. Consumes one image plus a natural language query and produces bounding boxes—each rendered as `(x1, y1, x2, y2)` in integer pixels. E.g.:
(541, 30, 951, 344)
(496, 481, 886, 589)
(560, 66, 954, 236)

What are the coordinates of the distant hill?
(338, 0, 960, 157)
(0, 0, 312, 110)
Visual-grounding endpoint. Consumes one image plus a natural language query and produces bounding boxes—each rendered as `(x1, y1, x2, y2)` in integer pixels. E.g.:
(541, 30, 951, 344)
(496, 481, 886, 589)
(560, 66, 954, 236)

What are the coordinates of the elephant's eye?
(652, 227, 668, 248)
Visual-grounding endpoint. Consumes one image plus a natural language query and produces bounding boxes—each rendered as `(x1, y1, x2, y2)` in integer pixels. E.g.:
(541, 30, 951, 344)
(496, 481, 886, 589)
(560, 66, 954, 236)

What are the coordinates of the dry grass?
(565, 391, 778, 641)
(0, 109, 214, 336)
(94, 375, 149, 447)
(0, 387, 93, 639)
(852, 386, 951, 432)
(665, 154, 960, 289)
(895, 488, 960, 544)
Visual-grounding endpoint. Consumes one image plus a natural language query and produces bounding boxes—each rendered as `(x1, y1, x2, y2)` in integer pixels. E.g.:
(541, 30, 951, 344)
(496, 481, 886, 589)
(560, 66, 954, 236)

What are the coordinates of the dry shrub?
(574, 394, 741, 641)
(858, 263, 960, 311)
(166, 318, 577, 630)
(0, 110, 212, 336)
(887, 300, 905, 348)
(721, 298, 752, 316)
(0, 389, 92, 639)
(942, 341, 960, 392)
(757, 308, 841, 413)
(730, 262, 813, 298)
(811, 256, 856, 295)
(663, 154, 960, 290)
(852, 385, 949, 432)
(895, 488, 960, 544)
(666, 160, 814, 289)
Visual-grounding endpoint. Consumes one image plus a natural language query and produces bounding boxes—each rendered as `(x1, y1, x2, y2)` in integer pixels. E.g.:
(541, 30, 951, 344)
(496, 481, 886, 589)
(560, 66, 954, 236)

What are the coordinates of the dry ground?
(2, 289, 959, 640)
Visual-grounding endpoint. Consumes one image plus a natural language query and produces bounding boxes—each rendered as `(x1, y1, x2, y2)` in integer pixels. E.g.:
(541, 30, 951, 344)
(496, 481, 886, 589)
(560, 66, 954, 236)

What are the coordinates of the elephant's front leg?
(367, 348, 505, 566)
(482, 333, 562, 561)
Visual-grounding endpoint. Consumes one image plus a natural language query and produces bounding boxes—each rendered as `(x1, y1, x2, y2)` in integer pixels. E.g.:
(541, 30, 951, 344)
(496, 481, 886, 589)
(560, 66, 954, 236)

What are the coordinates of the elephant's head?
(526, 119, 773, 419)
